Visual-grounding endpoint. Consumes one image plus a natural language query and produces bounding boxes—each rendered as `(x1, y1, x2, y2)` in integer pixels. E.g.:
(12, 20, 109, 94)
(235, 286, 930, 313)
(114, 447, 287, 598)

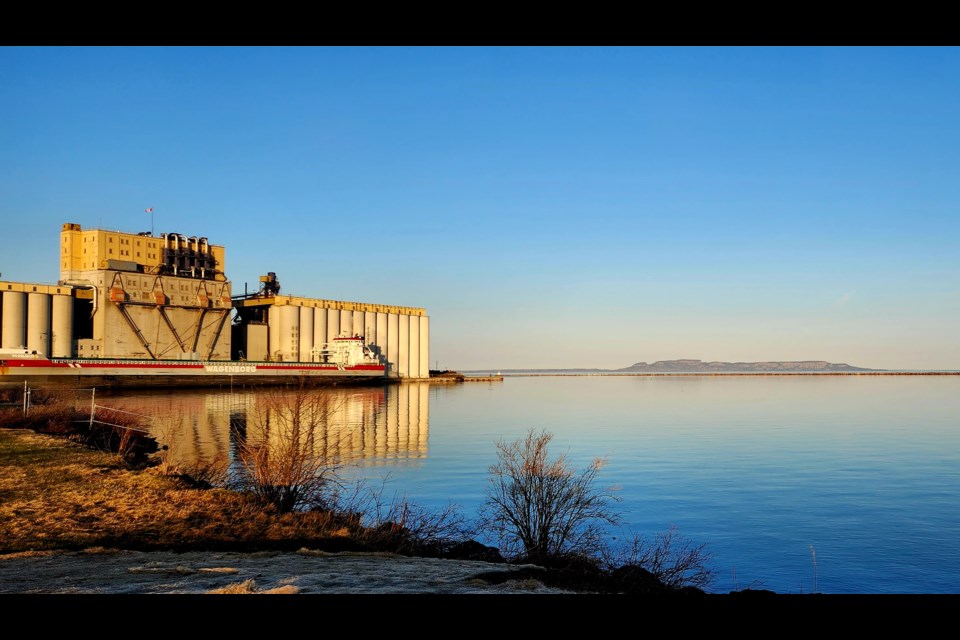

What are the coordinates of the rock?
(443, 540, 504, 563)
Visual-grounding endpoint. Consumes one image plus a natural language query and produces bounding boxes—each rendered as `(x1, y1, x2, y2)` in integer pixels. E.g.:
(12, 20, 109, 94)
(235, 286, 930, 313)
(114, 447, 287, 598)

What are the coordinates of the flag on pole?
(145, 207, 154, 213)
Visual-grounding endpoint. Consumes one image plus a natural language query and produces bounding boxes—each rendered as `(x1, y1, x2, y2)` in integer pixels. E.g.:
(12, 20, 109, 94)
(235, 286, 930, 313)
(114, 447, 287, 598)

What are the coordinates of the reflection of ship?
(0, 222, 430, 388)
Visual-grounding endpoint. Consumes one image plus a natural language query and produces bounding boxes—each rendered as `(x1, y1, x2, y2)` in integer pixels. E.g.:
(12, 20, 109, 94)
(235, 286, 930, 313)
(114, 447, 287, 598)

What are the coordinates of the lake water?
(107, 374, 960, 594)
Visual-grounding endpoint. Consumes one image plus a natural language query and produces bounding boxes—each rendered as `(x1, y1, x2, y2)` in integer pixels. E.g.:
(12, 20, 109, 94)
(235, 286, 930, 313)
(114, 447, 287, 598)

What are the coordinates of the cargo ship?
(0, 223, 430, 388)
(0, 334, 384, 388)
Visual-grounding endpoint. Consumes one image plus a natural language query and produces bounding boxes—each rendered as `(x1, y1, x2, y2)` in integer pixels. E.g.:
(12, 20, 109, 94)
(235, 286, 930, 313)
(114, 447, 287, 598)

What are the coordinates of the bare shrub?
(357, 481, 467, 555)
(0, 403, 80, 434)
(602, 525, 714, 591)
(23, 387, 70, 407)
(88, 406, 157, 467)
(231, 382, 346, 513)
(0, 393, 158, 466)
(477, 428, 620, 565)
(113, 425, 140, 463)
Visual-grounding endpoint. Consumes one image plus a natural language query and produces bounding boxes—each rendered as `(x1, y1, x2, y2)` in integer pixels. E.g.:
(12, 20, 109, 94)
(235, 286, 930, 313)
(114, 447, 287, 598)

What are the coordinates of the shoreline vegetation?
(0, 387, 716, 595)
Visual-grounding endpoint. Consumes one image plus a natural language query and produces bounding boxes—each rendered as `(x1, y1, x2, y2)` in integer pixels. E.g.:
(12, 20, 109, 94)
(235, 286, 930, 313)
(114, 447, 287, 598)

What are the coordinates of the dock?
(428, 371, 504, 383)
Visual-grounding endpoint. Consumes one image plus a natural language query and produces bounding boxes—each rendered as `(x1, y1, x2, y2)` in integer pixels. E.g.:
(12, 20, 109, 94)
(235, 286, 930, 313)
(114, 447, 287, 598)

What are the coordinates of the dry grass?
(208, 579, 258, 594)
(3, 384, 475, 561)
(0, 401, 157, 467)
(0, 428, 371, 554)
(206, 579, 300, 594)
(263, 584, 300, 594)
(0, 550, 59, 560)
(1, 420, 712, 594)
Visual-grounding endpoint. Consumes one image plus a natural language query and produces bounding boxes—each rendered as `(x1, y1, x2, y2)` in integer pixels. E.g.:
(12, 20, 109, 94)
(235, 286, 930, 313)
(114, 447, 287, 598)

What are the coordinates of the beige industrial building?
(231, 279, 430, 379)
(0, 223, 428, 379)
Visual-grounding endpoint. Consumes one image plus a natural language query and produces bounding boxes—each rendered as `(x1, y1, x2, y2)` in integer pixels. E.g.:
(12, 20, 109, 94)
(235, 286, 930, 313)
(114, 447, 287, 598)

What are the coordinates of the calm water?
(113, 375, 960, 594)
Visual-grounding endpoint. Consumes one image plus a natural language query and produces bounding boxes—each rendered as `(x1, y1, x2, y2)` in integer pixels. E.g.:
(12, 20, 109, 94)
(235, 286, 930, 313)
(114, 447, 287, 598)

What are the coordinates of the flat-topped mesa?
(617, 360, 874, 373)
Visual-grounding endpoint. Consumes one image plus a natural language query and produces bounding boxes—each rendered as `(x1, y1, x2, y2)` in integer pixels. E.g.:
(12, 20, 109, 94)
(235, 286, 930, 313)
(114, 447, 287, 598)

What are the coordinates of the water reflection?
(97, 375, 960, 593)
(108, 383, 430, 471)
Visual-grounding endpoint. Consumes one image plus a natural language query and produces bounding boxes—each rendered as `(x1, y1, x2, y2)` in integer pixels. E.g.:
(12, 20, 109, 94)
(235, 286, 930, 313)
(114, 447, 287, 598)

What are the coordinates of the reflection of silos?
(27, 293, 51, 356)
(409, 315, 420, 379)
(268, 305, 280, 360)
(340, 310, 353, 337)
(408, 381, 419, 447)
(387, 313, 399, 377)
(375, 393, 388, 456)
(1, 291, 26, 349)
(279, 305, 300, 361)
(299, 306, 314, 362)
(409, 381, 429, 457)
(51, 294, 74, 357)
(398, 314, 409, 378)
(387, 381, 399, 454)
(419, 316, 430, 377)
(417, 381, 429, 453)
(139, 387, 425, 469)
(326, 308, 340, 342)
(397, 379, 410, 451)
(347, 397, 363, 454)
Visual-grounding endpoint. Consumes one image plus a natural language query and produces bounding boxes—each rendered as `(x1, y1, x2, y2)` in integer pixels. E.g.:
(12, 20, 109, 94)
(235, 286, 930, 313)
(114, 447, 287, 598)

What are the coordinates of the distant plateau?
(476, 359, 879, 374)
(616, 359, 874, 373)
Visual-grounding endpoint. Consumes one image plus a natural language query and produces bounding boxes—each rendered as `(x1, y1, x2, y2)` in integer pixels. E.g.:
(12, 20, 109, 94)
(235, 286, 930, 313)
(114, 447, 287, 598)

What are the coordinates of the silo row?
(0, 290, 74, 357)
(267, 304, 429, 379)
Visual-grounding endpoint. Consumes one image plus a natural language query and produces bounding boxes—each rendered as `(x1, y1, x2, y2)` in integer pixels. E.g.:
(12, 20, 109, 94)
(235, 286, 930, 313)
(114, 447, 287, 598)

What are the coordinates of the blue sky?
(1, 47, 957, 370)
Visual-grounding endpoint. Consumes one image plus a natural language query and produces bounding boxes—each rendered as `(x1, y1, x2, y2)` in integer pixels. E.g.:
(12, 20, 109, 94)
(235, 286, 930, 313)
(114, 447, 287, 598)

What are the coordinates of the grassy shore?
(2, 428, 716, 595)
(0, 427, 384, 555)
(0, 399, 711, 595)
